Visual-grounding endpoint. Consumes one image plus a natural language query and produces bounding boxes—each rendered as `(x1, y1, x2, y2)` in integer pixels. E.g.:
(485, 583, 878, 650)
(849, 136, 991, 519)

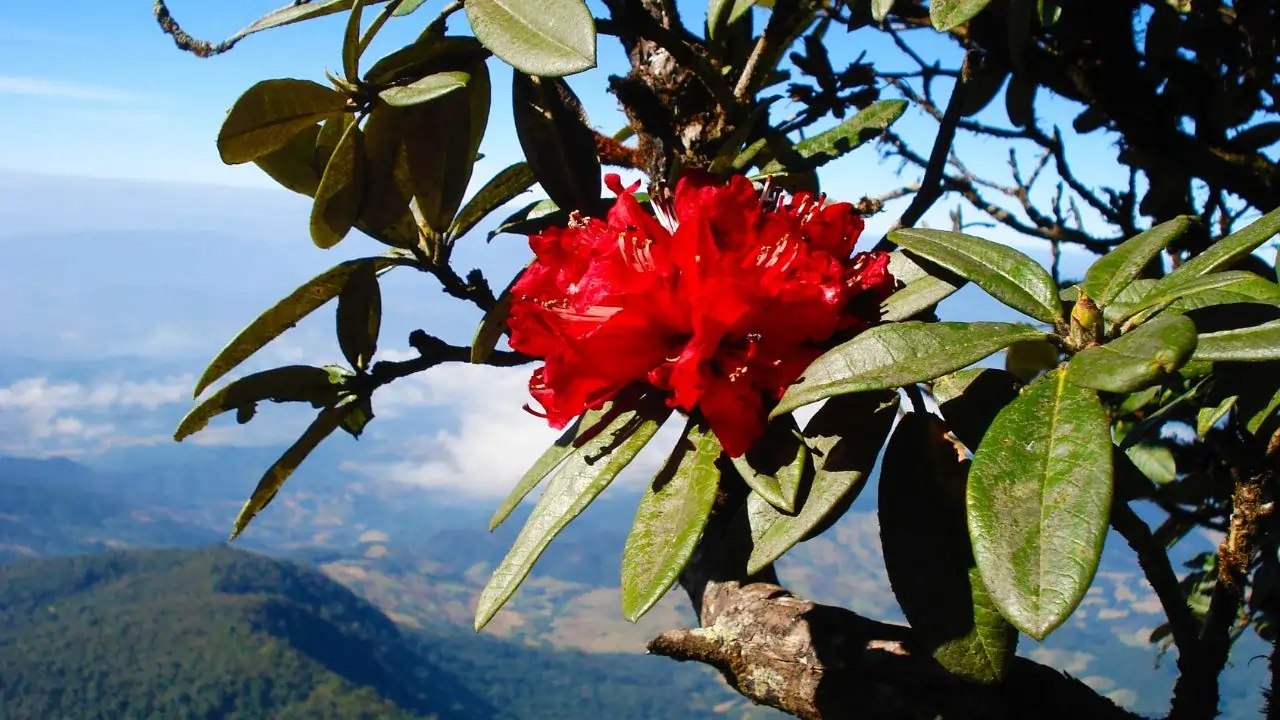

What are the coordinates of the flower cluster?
(507, 171, 894, 457)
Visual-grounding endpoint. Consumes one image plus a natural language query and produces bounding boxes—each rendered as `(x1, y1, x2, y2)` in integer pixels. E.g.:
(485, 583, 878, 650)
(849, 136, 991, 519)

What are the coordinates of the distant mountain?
(0, 452, 1268, 718)
(0, 546, 771, 720)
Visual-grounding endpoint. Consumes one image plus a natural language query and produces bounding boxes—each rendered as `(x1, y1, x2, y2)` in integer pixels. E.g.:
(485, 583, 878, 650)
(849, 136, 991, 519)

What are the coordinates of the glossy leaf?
(489, 409, 591, 531)
(881, 413, 1017, 683)
(335, 261, 382, 372)
(1193, 320, 1280, 362)
(512, 73, 601, 213)
(730, 417, 808, 513)
(253, 123, 325, 196)
(932, 0, 997, 30)
(1065, 315, 1197, 394)
(1103, 278, 1160, 325)
(1117, 271, 1280, 325)
(378, 70, 470, 107)
(175, 366, 339, 441)
(310, 120, 366, 249)
(231, 402, 355, 539)
(760, 100, 906, 174)
(891, 228, 1063, 324)
(1124, 443, 1176, 485)
(935, 368, 1022, 453)
(217, 79, 349, 164)
(746, 392, 898, 574)
(193, 258, 396, 397)
(404, 51, 490, 237)
(489, 198, 562, 239)
(475, 392, 671, 630)
(773, 322, 1046, 417)
(621, 417, 723, 622)
(968, 370, 1113, 640)
(451, 162, 537, 241)
(1161, 205, 1280, 285)
(881, 275, 962, 322)
(1081, 216, 1193, 307)
(465, 0, 596, 77)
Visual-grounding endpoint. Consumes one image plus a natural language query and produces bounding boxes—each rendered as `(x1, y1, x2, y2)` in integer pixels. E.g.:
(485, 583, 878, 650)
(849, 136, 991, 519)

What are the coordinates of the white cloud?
(0, 76, 137, 103)
(349, 363, 691, 497)
(0, 374, 191, 455)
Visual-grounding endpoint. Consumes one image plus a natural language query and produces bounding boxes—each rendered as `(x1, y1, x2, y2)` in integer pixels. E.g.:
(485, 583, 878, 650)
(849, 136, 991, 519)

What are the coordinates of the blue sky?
(0, 1, 1117, 468)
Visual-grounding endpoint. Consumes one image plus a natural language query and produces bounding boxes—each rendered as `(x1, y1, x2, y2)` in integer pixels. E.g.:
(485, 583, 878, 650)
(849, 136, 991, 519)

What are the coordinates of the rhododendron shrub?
(508, 172, 895, 457)
(161, 0, 1280, 716)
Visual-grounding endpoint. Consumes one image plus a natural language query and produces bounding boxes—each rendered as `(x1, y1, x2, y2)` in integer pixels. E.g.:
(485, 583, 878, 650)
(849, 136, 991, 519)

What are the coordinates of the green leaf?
(489, 198, 563, 239)
(708, 0, 757, 37)
(1124, 443, 1176, 485)
(745, 392, 898, 574)
(174, 366, 340, 441)
(253, 123, 325, 196)
(475, 391, 671, 630)
(217, 79, 349, 165)
(394, 0, 431, 14)
(730, 417, 808, 513)
(342, 0, 367, 82)
(450, 162, 537, 241)
(931, 0, 997, 30)
(881, 413, 1017, 683)
(1004, 340, 1060, 384)
(231, 0, 387, 44)
(310, 118, 365, 249)
(403, 49, 490, 237)
(881, 274, 962, 322)
(872, 0, 896, 20)
(465, 0, 596, 77)
(364, 35, 491, 86)
(760, 100, 907, 174)
(967, 369, 1113, 640)
(1193, 320, 1280, 362)
(621, 417, 723, 622)
(335, 261, 382, 372)
(773, 322, 1046, 417)
(1197, 396, 1236, 438)
(1081, 216, 1193, 307)
(358, 106, 416, 237)
(377, 70, 470, 107)
(935, 368, 1022, 453)
(471, 269, 521, 364)
(193, 258, 397, 398)
(489, 409, 591, 532)
(231, 402, 355, 539)
(1065, 314, 1198, 394)
(1116, 271, 1280, 325)
(512, 73, 601, 213)
(1161, 205, 1280, 284)
(1103, 278, 1160, 324)
(890, 228, 1063, 324)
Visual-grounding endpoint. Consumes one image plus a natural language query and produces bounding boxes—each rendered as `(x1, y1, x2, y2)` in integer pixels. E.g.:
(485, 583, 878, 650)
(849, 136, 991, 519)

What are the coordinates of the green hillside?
(0, 546, 767, 720)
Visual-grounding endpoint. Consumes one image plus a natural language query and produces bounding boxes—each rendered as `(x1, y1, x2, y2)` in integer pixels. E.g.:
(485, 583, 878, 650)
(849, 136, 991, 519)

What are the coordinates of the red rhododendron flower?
(507, 171, 895, 457)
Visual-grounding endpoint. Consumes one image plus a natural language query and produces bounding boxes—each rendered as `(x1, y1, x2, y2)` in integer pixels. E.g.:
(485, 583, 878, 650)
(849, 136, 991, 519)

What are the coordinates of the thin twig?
(1111, 503, 1200, 666)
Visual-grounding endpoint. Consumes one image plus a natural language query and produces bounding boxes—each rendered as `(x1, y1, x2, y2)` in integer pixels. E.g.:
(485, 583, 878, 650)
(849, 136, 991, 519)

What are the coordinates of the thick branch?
(649, 477, 1141, 720)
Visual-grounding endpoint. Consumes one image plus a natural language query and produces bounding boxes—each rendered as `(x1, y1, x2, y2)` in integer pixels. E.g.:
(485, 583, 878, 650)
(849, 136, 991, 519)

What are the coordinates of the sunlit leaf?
(1081, 216, 1193, 307)
(1065, 314, 1197, 394)
(890, 228, 1063, 324)
(760, 100, 907, 174)
(621, 417, 723, 622)
(931, 0, 997, 30)
(968, 369, 1112, 640)
(465, 0, 597, 77)
(175, 366, 340, 441)
(378, 70, 470, 106)
(1193, 319, 1280, 362)
(193, 258, 397, 397)
(217, 79, 349, 164)
(231, 402, 356, 539)
(773, 322, 1046, 417)
(1161, 205, 1280, 284)
(475, 391, 671, 630)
